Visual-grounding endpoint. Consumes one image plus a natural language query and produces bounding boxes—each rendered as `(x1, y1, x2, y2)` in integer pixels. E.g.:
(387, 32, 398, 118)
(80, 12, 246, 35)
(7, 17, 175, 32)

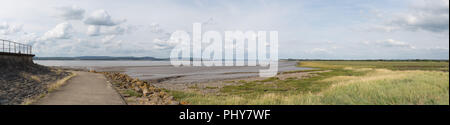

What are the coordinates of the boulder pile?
(102, 72, 180, 105)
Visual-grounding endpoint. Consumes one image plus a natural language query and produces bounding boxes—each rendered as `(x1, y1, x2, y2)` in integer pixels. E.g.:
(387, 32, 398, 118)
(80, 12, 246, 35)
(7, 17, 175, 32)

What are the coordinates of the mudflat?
(90, 61, 312, 84)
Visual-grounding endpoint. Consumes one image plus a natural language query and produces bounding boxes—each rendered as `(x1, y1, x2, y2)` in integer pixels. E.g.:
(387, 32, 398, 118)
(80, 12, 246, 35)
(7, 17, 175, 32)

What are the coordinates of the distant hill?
(33, 56, 169, 61)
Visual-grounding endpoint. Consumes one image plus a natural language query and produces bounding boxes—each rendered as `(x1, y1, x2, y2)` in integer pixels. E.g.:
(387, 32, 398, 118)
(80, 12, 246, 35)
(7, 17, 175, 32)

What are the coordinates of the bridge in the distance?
(0, 39, 34, 64)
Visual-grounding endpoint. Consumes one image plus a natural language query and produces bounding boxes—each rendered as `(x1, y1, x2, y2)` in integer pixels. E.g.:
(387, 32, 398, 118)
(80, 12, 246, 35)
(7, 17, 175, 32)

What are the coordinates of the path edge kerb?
(103, 74, 129, 105)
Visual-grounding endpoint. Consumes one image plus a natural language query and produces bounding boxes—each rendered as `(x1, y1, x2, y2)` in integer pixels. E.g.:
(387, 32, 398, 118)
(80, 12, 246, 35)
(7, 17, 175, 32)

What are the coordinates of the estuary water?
(35, 60, 312, 84)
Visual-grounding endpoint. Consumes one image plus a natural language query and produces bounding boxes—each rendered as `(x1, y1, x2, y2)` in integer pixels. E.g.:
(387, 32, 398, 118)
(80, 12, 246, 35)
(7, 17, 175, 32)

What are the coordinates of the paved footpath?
(35, 71, 125, 105)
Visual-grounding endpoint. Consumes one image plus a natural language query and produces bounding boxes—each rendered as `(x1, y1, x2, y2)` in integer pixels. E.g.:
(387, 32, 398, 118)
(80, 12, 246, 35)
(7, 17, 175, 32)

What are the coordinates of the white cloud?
(374, 39, 416, 49)
(1, 0, 447, 59)
(87, 25, 100, 36)
(152, 31, 189, 50)
(427, 46, 449, 51)
(17, 32, 39, 45)
(307, 48, 331, 54)
(84, 9, 131, 37)
(84, 10, 125, 26)
(41, 22, 73, 40)
(102, 26, 126, 35)
(366, 25, 401, 32)
(87, 25, 134, 36)
(388, 0, 449, 32)
(149, 23, 164, 33)
(153, 38, 175, 50)
(0, 22, 22, 35)
(56, 5, 85, 20)
(203, 17, 217, 25)
(101, 35, 116, 43)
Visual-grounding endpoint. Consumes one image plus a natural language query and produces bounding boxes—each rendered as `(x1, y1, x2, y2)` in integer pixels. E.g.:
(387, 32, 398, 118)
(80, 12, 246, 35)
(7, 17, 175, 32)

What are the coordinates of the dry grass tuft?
(47, 72, 77, 92)
(21, 72, 77, 105)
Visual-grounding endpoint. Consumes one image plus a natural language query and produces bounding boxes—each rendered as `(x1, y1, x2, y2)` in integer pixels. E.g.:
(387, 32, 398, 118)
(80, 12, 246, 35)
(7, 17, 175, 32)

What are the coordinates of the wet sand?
(36, 60, 311, 84)
(93, 61, 312, 84)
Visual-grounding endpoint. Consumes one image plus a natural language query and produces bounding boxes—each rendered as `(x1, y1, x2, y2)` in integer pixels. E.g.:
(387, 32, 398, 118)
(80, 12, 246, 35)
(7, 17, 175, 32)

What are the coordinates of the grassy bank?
(22, 72, 77, 105)
(0, 62, 72, 105)
(167, 61, 449, 105)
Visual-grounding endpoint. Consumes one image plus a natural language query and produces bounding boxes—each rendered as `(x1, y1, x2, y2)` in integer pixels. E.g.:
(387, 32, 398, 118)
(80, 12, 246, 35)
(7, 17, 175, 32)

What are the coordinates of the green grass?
(299, 61, 449, 71)
(220, 68, 369, 95)
(167, 61, 449, 105)
(313, 71, 449, 105)
(205, 86, 219, 89)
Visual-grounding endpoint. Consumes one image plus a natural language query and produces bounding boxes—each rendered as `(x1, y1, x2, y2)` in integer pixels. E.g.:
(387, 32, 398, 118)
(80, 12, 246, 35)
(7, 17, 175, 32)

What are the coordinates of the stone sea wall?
(0, 52, 34, 65)
(0, 53, 70, 105)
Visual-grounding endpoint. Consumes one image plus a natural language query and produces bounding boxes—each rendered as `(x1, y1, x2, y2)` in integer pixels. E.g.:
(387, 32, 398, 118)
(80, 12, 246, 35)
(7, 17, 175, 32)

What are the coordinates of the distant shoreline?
(33, 56, 169, 61)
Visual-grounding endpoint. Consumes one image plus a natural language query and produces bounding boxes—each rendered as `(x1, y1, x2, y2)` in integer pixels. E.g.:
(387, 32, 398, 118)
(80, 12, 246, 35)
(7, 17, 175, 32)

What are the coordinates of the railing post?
(0, 40, 32, 54)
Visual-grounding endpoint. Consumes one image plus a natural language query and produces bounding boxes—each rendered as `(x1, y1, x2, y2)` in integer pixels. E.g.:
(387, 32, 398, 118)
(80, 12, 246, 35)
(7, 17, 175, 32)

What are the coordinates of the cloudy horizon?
(1, 0, 448, 59)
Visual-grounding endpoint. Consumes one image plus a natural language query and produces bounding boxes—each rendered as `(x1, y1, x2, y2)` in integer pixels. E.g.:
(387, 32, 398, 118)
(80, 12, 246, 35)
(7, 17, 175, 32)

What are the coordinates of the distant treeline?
(282, 59, 449, 62)
(34, 56, 169, 61)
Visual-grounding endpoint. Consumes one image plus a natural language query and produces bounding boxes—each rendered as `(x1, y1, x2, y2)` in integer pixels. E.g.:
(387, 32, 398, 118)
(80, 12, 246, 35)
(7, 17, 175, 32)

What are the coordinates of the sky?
(0, 0, 448, 59)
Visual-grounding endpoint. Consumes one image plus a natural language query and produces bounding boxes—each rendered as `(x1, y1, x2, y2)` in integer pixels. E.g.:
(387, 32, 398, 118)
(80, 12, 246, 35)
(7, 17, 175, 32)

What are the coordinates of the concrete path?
(35, 71, 125, 105)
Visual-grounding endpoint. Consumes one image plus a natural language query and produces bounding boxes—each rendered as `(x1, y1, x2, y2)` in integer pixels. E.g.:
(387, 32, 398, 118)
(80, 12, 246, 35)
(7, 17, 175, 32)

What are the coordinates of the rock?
(134, 86, 142, 93)
(142, 87, 153, 97)
(136, 81, 144, 86)
(165, 96, 174, 100)
(102, 72, 180, 105)
(122, 93, 131, 97)
(154, 88, 161, 92)
(132, 78, 139, 83)
(168, 100, 180, 105)
(137, 97, 149, 104)
(159, 91, 167, 98)
(126, 77, 132, 82)
(148, 96, 161, 104)
(180, 101, 189, 105)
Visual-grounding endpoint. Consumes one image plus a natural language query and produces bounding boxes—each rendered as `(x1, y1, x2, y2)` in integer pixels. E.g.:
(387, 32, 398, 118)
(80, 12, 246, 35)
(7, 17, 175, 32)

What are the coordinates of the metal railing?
(0, 39, 32, 55)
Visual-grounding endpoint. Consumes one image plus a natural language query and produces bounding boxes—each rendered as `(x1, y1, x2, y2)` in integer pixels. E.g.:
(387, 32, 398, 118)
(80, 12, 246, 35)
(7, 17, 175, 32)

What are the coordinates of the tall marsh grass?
(169, 61, 449, 105)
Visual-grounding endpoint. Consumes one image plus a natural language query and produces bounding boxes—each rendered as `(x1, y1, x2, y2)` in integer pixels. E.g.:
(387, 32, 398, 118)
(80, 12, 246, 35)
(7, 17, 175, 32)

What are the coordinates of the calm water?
(35, 60, 312, 84)
(35, 60, 171, 67)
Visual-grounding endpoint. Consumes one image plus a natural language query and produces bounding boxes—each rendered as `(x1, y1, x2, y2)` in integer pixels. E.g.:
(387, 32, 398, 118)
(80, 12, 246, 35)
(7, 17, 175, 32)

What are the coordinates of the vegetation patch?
(103, 72, 180, 105)
(22, 71, 76, 105)
(167, 61, 449, 105)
